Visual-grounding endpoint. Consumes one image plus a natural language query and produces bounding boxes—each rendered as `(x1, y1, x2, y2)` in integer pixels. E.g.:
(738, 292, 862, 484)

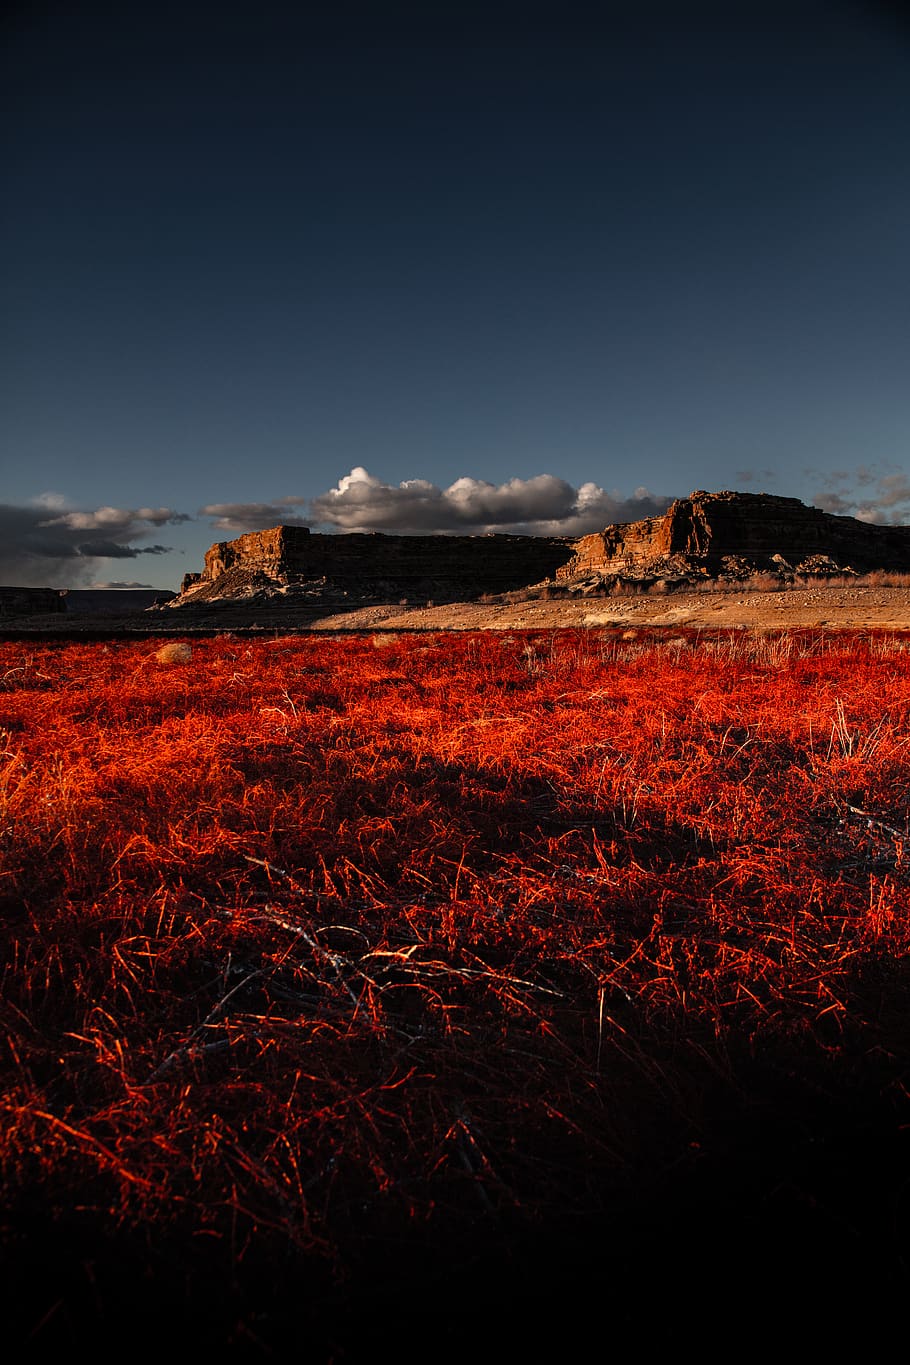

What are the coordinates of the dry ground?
(5, 582, 910, 635)
(322, 582, 910, 632)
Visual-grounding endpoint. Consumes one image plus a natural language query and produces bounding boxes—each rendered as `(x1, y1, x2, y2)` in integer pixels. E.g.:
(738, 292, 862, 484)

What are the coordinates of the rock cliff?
(556, 490, 910, 586)
(172, 526, 575, 606)
(164, 492, 910, 610)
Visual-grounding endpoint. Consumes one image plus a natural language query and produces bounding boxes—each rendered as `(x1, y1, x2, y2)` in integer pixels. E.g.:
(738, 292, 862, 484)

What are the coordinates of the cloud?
(89, 580, 159, 590)
(812, 466, 910, 524)
(41, 506, 189, 534)
(73, 540, 172, 559)
(200, 498, 311, 533)
(0, 501, 189, 586)
(1, 474, 677, 584)
(308, 468, 673, 535)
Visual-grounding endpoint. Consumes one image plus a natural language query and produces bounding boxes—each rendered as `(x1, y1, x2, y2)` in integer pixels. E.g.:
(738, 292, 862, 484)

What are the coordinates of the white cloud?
(41, 505, 189, 534)
(32, 491, 69, 511)
(200, 498, 310, 532)
(309, 468, 673, 535)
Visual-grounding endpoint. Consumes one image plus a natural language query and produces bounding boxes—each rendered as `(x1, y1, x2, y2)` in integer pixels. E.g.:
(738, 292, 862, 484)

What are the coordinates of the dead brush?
(747, 572, 786, 592)
(855, 570, 910, 588)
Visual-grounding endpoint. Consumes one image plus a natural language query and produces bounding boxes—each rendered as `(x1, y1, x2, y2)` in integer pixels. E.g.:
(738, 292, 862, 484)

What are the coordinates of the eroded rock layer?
(174, 526, 575, 605)
(166, 492, 910, 610)
(557, 491, 910, 583)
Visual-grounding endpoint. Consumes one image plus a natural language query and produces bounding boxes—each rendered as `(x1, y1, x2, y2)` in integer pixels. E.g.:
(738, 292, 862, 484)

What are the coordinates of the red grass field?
(2, 628, 909, 1356)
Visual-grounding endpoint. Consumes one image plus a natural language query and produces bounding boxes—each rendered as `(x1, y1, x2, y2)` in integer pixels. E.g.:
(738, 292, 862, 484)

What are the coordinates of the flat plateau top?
(4, 584, 910, 637)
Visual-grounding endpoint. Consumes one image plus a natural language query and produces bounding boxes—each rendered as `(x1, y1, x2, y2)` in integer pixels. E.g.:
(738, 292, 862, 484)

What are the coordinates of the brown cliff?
(165, 492, 910, 611)
(556, 491, 910, 585)
(172, 526, 575, 606)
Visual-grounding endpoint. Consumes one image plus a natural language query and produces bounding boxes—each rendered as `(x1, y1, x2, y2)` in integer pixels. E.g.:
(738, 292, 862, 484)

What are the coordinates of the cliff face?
(557, 491, 910, 581)
(168, 492, 910, 609)
(175, 526, 575, 605)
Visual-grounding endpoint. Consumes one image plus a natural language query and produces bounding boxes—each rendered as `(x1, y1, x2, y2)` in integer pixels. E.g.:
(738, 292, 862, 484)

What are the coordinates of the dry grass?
(1, 628, 908, 1352)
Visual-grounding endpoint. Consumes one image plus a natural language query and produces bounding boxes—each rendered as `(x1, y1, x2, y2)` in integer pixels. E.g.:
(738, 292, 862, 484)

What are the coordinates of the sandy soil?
(318, 583, 910, 633)
(5, 584, 910, 636)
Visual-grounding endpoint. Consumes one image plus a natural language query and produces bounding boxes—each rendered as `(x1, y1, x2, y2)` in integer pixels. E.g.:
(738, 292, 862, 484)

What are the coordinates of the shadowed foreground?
(1, 629, 907, 1357)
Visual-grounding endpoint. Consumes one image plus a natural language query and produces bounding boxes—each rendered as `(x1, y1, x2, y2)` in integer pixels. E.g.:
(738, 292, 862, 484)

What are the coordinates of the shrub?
(154, 642, 193, 664)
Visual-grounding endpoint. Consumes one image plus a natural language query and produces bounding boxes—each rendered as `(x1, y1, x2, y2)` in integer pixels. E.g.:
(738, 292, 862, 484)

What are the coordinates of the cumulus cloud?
(32, 491, 69, 511)
(308, 467, 673, 535)
(41, 505, 187, 533)
(812, 467, 910, 524)
(0, 500, 189, 586)
(199, 498, 311, 532)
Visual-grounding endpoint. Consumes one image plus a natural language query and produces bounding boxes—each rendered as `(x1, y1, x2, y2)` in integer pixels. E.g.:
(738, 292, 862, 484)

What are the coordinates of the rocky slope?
(556, 490, 910, 589)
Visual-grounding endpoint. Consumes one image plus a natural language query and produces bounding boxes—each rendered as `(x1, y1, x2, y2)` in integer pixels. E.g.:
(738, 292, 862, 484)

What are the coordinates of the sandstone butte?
(165, 490, 910, 610)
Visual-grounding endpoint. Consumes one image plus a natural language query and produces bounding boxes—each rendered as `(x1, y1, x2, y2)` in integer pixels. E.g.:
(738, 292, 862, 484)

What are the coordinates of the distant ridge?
(0, 586, 66, 618)
(64, 589, 177, 615)
(162, 491, 910, 608)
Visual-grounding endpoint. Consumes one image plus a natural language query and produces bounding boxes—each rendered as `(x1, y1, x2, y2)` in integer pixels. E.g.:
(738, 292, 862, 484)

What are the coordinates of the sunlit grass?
(1, 628, 908, 1349)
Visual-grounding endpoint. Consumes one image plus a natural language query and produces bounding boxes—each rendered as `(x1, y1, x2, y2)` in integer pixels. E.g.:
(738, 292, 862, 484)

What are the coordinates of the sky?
(2, 0, 909, 589)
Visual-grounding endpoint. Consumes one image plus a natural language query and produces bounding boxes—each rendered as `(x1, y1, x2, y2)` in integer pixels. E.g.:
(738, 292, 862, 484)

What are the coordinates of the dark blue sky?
(2, 0, 909, 587)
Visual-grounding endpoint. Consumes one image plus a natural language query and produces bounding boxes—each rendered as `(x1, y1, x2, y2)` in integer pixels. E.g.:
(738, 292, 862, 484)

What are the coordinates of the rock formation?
(555, 490, 910, 587)
(163, 491, 910, 610)
(171, 525, 575, 606)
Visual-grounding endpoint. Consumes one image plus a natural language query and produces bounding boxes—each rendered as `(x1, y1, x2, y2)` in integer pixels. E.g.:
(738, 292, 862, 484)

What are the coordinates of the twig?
(843, 803, 906, 842)
(364, 953, 567, 999)
(144, 965, 265, 1082)
(251, 905, 379, 1007)
(244, 855, 308, 892)
(26, 1109, 153, 1187)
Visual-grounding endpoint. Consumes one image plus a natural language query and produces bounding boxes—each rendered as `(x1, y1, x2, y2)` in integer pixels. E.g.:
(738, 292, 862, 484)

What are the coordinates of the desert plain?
(5, 581, 910, 637)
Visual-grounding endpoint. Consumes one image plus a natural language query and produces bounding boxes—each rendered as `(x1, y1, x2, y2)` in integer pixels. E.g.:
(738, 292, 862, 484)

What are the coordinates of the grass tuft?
(154, 642, 193, 664)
